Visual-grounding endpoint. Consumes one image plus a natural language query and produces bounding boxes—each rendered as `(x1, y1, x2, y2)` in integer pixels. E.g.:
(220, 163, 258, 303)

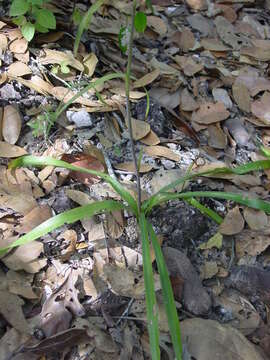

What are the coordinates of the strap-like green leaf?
(147, 220, 182, 360)
(186, 198, 223, 224)
(0, 200, 125, 256)
(74, 0, 104, 56)
(150, 191, 270, 214)
(9, 155, 138, 217)
(143, 160, 270, 213)
(139, 213, 160, 360)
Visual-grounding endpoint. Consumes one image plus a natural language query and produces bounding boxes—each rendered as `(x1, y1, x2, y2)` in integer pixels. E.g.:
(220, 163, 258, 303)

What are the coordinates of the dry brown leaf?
(61, 153, 105, 185)
(14, 50, 30, 63)
(9, 37, 28, 53)
(10, 75, 54, 95)
(173, 55, 204, 77)
(0, 33, 8, 52)
(0, 71, 7, 85)
(147, 16, 167, 36)
(215, 289, 260, 336)
(192, 102, 230, 125)
(215, 4, 237, 23)
(219, 206, 245, 235)
(0, 141, 27, 157)
(215, 16, 250, 50)
(232, 82, 251, 113)
(144, 145, 180, 162)
(38, 48, 84, 72)
(251, 92, 270, 125)
(0, 21, 6, 29)
(181, 318, 264, 360)
(83, 53, 98, 77)
(133, 68, 160, 89)
(201, 38, 230, 51)
(59, 229, 77, 261)
(114, 162, 153, 173)
(243, 208, 268, 230)
(235, 229, 270, 258)
(7, 61, 32, 77)
(2, 241, 46, 273)
(7, 270, 38, 299)
(104, 210, 124, 239)
(207, 124, 227, 149)
(6, 28, 22, 41)
(140, 129, 160, 145)
(149, 87, 181, 109)
(66, 189, 93, 206)
(186, 0, 207, 10)
(180, 88, 199, 111)
(110, 87, 146, 99)
(241, 40, 270, 61)
(130, 118, 150, 140)
(0, 291, 30, 333)
(18, 205, 52, 234)
(172, 29, 195, 52)
(2, 105, 22, 144)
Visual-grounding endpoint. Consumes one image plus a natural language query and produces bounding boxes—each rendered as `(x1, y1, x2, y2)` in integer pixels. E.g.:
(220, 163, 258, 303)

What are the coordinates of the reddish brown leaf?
(61, 153, 105, 185)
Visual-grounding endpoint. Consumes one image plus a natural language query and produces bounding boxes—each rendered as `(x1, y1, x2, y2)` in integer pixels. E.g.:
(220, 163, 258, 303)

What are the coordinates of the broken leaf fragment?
(199, 232, 223, 250)
(219, 206, 245, 235)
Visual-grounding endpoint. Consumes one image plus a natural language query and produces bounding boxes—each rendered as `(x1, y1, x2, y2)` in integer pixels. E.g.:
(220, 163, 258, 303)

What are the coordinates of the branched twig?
(125, 0, 141, 210)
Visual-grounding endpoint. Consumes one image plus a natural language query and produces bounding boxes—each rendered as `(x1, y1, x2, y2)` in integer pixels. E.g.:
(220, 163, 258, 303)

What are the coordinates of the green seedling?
(10, 0, 56, 41)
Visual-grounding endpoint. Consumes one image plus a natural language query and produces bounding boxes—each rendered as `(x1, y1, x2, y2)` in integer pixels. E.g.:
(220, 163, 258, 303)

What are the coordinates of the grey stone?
(0, 84, 21, 100)
(66, 110, 93, 128)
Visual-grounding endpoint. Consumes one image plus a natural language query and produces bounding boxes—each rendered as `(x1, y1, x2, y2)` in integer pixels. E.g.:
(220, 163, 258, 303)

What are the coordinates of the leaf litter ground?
(1, 0, 270, 359)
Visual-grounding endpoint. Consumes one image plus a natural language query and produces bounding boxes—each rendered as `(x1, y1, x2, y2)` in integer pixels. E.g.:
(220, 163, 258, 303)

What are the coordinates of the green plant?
(2, 156, 270, 360)
(10, 0, 56, 41)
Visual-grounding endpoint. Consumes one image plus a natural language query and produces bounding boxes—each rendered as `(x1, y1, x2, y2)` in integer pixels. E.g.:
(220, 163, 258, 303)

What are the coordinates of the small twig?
(125, 0, 141, 210)
(116, 297, 135, 326)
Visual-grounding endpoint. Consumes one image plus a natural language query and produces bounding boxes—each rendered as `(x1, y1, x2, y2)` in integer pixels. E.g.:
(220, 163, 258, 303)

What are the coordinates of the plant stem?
(125, 0, 141, 210)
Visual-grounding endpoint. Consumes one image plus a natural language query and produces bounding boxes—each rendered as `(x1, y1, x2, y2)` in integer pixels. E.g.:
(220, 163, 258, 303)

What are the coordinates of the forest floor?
(1, 0, 270, 359)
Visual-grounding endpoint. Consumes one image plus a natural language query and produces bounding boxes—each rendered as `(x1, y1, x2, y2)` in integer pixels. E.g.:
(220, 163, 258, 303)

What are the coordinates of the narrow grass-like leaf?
(260, 146, 270, 159)
(0, 200, 124, 256)
(143, 160, 270, 213)
(55, 73, 125, 119)
(139, 213, 160, 360)
(74, 0, 104, 56)
(147, 220, 182, 360)
(9, 156, 138, 217)
(150, 191, 270, 214)
(186, 198, 223, 224)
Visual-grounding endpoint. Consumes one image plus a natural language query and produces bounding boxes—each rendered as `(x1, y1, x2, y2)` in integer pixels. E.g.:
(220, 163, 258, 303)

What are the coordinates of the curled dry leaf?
(83, 53, 98, 77)
(114, 162, 153, 173)
(140, 129, 160, 146)
(2, 105, 22, 144)
(7, 61, 32, 77)
(219, 206, 245, 235)
(144, 145, 180, 161)
(0, 141, 27, 157)
(61, 153, 105, 185)
(192, 102, 230, 125)
(38, 48, 84, 72)
(11, 75, 54, 95)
